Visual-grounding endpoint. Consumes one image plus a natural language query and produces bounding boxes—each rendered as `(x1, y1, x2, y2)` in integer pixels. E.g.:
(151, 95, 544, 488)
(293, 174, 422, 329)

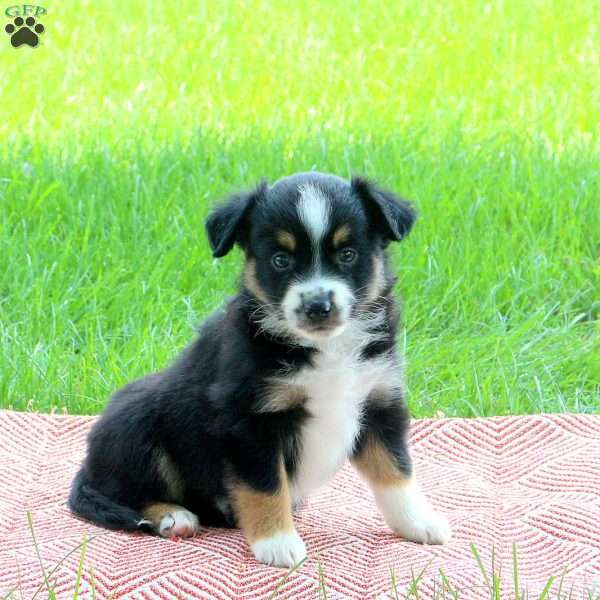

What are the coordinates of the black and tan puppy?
(69, 172, 450, 567)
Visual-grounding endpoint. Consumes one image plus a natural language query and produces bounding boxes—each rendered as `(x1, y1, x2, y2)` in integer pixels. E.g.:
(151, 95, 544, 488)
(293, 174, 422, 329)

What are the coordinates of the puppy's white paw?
(158, 509, 199, 538)
(374, 482, 451, 545)
(391, 506, 451, 545)
(251, 531, 307, 568)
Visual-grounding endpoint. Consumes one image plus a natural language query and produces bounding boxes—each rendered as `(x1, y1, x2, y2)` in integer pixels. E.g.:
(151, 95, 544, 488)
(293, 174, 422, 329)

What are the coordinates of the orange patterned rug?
(1, 410, 599, 599)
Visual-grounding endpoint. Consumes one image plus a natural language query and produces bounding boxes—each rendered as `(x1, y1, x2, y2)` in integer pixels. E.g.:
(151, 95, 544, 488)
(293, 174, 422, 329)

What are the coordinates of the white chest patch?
(289, 331, 398, 504)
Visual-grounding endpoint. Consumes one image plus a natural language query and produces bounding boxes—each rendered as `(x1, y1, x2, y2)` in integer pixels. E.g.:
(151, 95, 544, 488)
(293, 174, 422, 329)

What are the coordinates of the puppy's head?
(206, 172, 416, 343)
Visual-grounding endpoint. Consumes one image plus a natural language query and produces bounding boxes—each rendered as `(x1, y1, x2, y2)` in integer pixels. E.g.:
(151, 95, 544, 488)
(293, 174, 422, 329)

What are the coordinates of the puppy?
(69, 172, 450, 568)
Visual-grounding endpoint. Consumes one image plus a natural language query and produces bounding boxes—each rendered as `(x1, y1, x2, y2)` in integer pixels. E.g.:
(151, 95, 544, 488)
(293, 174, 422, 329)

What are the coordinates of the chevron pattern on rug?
(0, 410, 598, 599)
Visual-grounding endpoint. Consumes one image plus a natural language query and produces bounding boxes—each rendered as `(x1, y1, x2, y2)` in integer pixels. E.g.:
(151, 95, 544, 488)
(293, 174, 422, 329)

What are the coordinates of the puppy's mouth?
(292, 315, 348, 341)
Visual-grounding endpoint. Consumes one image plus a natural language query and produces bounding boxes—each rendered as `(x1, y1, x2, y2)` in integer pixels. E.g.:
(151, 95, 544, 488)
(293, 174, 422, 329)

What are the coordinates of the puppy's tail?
(68, 470, 152, 533)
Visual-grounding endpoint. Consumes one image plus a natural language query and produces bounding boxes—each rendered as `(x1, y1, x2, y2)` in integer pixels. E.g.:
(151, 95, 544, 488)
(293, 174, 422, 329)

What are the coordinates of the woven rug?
(0, 410, 598, 599)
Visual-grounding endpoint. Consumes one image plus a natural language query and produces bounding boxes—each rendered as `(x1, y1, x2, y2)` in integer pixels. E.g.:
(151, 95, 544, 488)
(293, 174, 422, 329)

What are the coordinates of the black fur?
(351, 175, 417, 244)
(354, 400, 413, 476)
(69, 172, 417, 534)
(205, 182, 267, 257)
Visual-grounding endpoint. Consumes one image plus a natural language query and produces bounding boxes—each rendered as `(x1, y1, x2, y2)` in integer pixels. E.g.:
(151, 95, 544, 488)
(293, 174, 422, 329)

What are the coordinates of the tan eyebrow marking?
(332, 224, 352, 248)
(275, 230, 296, 251)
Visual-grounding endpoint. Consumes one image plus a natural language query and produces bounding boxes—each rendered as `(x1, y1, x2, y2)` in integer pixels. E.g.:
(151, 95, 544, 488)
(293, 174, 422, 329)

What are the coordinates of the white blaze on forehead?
(297, 184, 330, 250)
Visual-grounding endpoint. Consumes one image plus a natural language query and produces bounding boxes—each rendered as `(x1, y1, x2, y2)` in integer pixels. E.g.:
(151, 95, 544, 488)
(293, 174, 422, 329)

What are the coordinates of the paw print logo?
(5, 16, 45, 48)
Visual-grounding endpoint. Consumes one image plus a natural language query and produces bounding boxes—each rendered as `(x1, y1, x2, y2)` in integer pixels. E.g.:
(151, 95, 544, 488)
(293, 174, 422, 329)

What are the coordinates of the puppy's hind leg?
(141, 502, 200, 538)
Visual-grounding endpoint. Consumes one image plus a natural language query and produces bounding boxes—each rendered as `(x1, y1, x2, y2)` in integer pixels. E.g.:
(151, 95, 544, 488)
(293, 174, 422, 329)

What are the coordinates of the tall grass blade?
(513, 543, 521, 600)
(438, 568, 459, 600)
(557, 566, 568, 599)
(26, 513, 52, 596)
(538, 576, 555, 600)
(404, 559, 432, 599)
(72, 534, 89, 600)
(267, 556, 307, 600)
(31, 532, 109, 600)
(317, 555, 328, 600)
(469, 543, 491, 592)
(390, 566, 400, 600)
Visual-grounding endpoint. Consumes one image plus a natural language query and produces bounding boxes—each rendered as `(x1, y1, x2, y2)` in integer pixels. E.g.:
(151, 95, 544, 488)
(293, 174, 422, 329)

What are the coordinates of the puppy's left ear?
(351, 176, 417, 244)
(205, 182, 267, 257)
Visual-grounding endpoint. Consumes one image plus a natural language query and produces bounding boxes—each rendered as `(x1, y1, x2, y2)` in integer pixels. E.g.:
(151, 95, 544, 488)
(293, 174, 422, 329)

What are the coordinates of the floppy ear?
(351, 176, 417, 244)
(205, 182, 267, 258)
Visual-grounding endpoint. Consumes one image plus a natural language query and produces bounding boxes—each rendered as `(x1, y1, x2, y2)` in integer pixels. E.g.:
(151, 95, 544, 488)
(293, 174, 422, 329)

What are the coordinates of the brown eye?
(272, 252, 292, 270)
(338, 248, 357, 264)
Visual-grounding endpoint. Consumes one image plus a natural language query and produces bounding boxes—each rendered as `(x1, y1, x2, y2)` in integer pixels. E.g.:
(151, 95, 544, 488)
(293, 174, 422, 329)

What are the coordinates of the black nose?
(303, 297, 332, 322)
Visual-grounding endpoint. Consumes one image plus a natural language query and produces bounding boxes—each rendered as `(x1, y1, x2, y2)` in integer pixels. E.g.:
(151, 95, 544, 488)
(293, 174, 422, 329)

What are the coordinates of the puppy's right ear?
(205, 182, 267, 258)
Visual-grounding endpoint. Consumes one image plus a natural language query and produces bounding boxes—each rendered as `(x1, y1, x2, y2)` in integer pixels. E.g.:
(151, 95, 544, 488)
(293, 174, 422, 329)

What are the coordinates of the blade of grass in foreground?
(470, 543, 492, 593)
(30, 530, 110, 600)
(26, 512, 52, 596)
(89, 566, 97, 600)
(538, 576, 556, 600)
(389, 565, 400, 600)
(491, 544, 502, 600)
(267, 556, 308, 600)
(405, 559, 433, 599)
(318, 555, 328, 600)
(72, 535, 88, 600)
(513, 543, 521, 600)
(557, 566, 569, 598)
(438, 568, 459, 599)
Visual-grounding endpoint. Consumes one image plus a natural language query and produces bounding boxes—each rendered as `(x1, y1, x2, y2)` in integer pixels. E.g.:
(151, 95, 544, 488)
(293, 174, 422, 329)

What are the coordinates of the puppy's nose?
(302, 293, 333, 322)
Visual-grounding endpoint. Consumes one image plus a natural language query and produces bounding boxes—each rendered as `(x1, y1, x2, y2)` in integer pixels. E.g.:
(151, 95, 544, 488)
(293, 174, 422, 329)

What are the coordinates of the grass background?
(0, 0, 598, 416)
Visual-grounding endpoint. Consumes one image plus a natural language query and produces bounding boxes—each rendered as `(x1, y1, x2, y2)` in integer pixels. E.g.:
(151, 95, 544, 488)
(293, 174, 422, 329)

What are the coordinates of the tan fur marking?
(258, 381, 307, 413)
(332, 224, 352, 248)
(244, 258, 269, 303)
(155, 448, 185, 502)
(230, 460, 294, 544)
(141, 502, 187, 528)
(276, 230, 296, 251)
(366, 254, 386, 301)
(351, 436, 410, 487)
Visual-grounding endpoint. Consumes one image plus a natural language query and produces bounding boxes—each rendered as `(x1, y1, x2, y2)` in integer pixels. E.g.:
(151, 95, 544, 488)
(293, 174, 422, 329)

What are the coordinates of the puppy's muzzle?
(301, 290, 335, 323)
(283, 277, 353, 340)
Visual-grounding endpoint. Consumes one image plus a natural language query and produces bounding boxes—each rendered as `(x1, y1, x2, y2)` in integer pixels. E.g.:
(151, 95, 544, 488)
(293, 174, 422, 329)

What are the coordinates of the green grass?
(0, 0, 598, 416)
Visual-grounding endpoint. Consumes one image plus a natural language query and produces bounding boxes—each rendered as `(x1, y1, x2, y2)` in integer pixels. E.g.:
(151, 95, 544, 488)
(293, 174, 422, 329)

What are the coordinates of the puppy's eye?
(271, 252, 292, 270)
(337, 248, 357, 264)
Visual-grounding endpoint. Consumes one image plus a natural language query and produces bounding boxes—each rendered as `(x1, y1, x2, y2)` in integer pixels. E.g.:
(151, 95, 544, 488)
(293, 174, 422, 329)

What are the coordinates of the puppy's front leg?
(230, 458, 306, 568)
(351, 402, 451, 544)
